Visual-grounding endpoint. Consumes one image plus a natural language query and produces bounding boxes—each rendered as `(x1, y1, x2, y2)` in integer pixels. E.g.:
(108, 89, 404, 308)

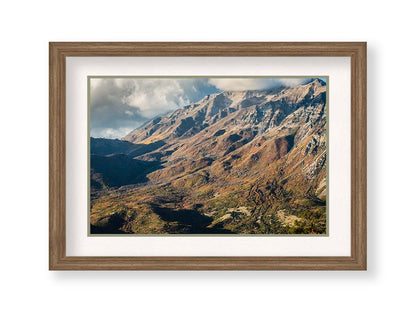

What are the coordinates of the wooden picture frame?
(49, 42, 366, 270)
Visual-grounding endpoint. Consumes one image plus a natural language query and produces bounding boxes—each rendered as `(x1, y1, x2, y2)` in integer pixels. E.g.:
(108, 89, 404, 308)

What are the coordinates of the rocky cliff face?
(123, 79, 325, 144)
(90, 79, 328, 234)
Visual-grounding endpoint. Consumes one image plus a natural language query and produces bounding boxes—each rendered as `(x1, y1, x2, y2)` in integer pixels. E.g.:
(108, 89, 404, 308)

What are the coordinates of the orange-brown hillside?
(90, 79, 327, 234)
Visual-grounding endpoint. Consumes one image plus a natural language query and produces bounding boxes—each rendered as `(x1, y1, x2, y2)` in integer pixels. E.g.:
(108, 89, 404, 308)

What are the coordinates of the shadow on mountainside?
(90, 154, 164, 189)
(151, 205, 235, 234)
(90, 213, 127, 234)
(90, 137, 166, 158)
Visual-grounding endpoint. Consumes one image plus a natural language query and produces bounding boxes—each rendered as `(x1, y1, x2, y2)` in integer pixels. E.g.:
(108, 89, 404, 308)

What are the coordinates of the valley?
(90, 79, 328, 234)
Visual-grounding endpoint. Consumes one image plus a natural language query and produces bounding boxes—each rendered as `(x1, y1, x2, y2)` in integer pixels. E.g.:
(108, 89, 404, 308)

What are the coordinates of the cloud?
(90, 79, 147, 138)
(208, 78, 310, 91)
(90, 77, 316, 139)
(119, 79, 216, 118)
(277, 78, 312, 87)
(90, 78, 218, 139)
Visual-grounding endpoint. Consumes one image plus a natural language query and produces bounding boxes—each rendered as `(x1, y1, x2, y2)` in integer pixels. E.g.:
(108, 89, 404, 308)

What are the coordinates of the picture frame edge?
(49, 41, 367, 271)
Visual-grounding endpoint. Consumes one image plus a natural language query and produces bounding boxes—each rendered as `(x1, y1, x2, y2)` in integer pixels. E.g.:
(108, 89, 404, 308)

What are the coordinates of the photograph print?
(89, 77, 328, 235)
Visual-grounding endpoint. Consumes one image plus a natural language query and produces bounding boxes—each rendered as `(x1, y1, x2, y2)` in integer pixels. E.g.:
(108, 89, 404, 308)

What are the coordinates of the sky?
(90, 77, 322, 139)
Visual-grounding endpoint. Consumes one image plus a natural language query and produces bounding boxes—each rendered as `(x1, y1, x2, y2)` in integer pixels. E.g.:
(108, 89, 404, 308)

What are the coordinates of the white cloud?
(277, 78, 310, 87)
(89, 77, 314, 139)
(89, 78, 217, 139)
(208, 78, 310, 91)
(119, 79, 188, 118)
(92, 127, 134, 139)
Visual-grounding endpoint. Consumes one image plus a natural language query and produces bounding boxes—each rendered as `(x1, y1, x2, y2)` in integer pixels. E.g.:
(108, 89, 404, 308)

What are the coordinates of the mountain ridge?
(90, 79, 327, 234)
(122, 79, 325, 144)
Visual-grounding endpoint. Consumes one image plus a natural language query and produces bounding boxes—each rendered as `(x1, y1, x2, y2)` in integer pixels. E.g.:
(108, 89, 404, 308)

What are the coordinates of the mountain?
(90, 137, 166, 158)
(90, 154, 162, 189)
(90, 79, 327, 234)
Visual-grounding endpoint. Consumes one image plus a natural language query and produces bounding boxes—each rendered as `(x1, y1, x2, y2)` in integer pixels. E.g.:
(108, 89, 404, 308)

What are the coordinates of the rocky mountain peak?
(122, 80, 326, 144)
(91, 80, 328, 234)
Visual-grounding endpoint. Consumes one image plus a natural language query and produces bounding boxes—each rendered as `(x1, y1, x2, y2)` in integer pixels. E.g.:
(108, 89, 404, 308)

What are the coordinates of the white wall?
(0, 1, 414, 311)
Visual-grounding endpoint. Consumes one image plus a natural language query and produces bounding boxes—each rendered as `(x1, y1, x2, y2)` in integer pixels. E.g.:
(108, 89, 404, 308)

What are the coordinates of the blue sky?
(90, 77, 323, 139)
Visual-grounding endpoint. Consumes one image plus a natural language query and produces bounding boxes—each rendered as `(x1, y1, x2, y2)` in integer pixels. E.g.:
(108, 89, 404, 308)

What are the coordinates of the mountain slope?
(90, 79, 327, 234)
(90, 154, 162, 190)
(90, 137, 166, 157)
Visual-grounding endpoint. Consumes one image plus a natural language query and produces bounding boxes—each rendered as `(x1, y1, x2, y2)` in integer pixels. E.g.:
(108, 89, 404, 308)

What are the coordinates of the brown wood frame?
(49, 42, 366, 270)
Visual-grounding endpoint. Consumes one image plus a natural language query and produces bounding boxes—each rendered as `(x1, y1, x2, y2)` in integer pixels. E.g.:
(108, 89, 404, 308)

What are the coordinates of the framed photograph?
(50, 42, 366, 270)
